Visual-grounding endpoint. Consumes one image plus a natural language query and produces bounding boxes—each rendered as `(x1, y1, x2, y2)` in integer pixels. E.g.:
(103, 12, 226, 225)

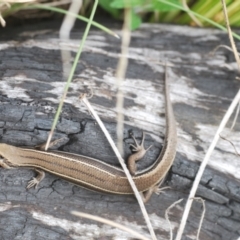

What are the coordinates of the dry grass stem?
(59, 0, 82, 79)
(182, 0, 202, 27)
(209, 44, 240, 57)
(0, 0, 36, 27)
(40, 0, 72, 7)
(71, 211, 151, 240)
(165, 199, 183, 240)
(0, 1, 10, 26)
(209, 43, 240, 129)
(2, 0, 34, 2)
(230, 101, 240, 130)
(60, 0, 82, 39)
(80, 95, 157, 240)
(176, 88, 240, 239)
(76, 6, 156, 239)
(191, 197, 206, 240)
(221, 0, 240, 70)
(176, 1, 240, 238)
(220, 134, 240, 156)
(114, 8, 157, 240)
(80, 95, 156, 240)
(115, 8, 131, 155)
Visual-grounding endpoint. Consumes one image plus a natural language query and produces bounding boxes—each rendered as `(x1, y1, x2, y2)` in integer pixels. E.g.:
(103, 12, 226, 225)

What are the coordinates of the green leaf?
(131, 11, 142, 30)
(152, 0, 182, 12)
(110, 0, 145, 9)
(99, 0, 120, 18)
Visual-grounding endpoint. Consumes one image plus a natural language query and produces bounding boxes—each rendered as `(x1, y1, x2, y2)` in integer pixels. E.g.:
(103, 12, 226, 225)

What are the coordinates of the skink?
(0, 69, 177, 200)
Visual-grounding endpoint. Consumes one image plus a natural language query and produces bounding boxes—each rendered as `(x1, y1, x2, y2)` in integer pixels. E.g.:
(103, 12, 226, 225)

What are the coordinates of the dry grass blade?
(181, 0, 202, 27)
(41, 0, 72, 7)
(165, 199, 183, 240)
(4, 0, 35, 2)
(0, 0, 36, 26)
(209, 44, 240, 57)
(191, 197, 206, 240)
(176, 1, 240, 239)
(175, 89, 240, 240)
(59, 0, 82, 79)
(220, 0, 240, 70)
(71, 211, 151, 240)
(220, 134, 240, 156)
(80, 95, 157, 240)
(115, 8, 131, 155)
(0, 2, 9, 26)
(60, 0, 82, 39)
(231, 102, 240, 130)
(114, 6, 157, 240)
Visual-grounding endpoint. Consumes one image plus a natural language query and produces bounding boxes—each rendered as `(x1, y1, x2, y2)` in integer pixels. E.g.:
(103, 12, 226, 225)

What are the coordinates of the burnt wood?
(0, 20, 240, 240)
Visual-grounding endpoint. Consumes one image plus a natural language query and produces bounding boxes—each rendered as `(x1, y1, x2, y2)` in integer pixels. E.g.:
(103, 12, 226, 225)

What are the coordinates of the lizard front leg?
(127, 132, 152, 175)
(0, 158, 13, 169)
(27, 169, 45, 189)
(0, 158, 45, 189)
(27, 138, 66, 189)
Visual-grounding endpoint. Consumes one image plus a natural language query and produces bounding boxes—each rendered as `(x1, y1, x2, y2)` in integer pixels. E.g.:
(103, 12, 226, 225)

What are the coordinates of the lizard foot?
(27, 169, 45, 189)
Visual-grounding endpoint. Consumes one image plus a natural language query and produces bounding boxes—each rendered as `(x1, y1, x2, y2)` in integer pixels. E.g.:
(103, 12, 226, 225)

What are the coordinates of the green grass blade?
(24, 4, 118, 38)
(45, 0, 99, 149)
(157, 0, 240, 40)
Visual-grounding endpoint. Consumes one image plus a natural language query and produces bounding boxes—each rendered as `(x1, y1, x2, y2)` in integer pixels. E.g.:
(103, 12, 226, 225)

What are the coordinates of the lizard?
(0, 67, 177, 202)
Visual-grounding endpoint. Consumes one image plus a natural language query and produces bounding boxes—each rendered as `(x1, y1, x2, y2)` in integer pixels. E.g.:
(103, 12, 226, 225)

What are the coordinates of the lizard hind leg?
(141, 185, 171, 203)
(35, 137, 66, 151)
